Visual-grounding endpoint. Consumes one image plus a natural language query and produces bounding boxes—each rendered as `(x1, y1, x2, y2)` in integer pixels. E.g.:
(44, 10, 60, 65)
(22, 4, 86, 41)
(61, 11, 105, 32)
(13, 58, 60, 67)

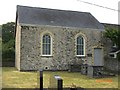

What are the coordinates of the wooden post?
(40, 70, 43, 90)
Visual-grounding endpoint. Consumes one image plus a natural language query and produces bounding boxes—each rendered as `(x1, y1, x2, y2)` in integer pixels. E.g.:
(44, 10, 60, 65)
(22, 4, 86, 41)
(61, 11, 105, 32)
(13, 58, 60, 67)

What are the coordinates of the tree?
(2, 22, 15, 62)
(2, 22, 15, 43)
(104, 28, 120, 49)
(0, 25, 2, 51)
(104, 27, 120, 61)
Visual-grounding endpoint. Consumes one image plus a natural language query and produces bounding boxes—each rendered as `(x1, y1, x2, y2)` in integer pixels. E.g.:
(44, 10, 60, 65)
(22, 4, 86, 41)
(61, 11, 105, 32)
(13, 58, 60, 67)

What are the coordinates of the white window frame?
(75, 33, 86, 57)
(41, 33, 53, 56)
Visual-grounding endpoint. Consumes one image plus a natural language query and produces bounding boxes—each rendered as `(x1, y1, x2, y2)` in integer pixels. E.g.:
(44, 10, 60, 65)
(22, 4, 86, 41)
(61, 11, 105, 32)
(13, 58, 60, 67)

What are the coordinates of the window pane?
(43, 44, 46, 54)
(43, 36, 46, 43)
(76, 36, 84, 55)
(42, 34, 51, 55)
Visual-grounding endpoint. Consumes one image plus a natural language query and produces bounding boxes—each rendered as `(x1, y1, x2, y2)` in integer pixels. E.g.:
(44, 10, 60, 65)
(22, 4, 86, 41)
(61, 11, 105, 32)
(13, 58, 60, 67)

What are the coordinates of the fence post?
(54, 75, 63, 90)
(40, 70, 43, 90)
(57, 78, 63, 90)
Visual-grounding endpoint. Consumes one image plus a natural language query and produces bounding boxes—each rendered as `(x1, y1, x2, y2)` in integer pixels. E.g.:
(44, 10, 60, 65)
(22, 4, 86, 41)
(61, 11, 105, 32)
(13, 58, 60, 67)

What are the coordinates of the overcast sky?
(0, 0, 119, 25)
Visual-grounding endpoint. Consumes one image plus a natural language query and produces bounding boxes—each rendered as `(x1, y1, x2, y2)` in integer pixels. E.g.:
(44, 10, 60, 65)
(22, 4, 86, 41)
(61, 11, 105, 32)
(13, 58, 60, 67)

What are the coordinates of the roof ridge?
(17, 5, 90, 14)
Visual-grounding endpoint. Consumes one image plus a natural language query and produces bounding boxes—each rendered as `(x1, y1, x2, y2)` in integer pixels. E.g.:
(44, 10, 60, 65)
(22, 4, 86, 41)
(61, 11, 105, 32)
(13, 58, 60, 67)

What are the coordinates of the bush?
(2, 39, 15, 62)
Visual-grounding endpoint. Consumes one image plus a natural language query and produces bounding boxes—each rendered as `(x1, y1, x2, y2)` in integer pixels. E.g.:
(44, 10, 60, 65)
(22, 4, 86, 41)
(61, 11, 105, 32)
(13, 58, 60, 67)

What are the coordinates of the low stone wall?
(104, 57, 120, 73)
(2, 61, 15, 67)
(68, 64, 81, 72)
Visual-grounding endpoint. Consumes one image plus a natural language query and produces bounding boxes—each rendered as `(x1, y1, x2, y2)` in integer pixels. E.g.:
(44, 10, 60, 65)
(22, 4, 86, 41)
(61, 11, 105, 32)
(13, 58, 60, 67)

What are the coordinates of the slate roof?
(16, 5, 104, 29)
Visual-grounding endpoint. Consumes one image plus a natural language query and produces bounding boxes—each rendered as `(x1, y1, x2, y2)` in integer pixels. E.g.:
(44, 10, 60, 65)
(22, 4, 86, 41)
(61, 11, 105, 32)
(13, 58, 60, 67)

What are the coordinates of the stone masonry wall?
(104, 57, 120, 72)
(19, 25, 103, 70)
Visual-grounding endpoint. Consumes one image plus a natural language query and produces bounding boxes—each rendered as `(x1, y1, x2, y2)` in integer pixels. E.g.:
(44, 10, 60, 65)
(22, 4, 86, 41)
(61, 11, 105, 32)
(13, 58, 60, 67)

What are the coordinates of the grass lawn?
(2, 67, 119, 88)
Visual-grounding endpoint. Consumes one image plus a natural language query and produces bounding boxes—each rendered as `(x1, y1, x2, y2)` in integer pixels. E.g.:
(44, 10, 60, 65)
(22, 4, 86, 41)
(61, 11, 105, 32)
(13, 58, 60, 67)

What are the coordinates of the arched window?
(76, 36, 85, 56)
(42, 34, 51, 55)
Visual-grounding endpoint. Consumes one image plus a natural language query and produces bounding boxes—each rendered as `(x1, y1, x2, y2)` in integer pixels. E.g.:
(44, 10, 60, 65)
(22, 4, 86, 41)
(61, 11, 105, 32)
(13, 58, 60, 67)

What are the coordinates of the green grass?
(2, 67, 119, 88)
(2, 67, 38, 88)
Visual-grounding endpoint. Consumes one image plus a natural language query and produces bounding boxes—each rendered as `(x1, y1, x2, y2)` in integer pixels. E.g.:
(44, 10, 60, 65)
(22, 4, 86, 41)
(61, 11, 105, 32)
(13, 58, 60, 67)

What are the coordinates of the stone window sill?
(41, 55, 53, 57)
(76, 55, 86, 57)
